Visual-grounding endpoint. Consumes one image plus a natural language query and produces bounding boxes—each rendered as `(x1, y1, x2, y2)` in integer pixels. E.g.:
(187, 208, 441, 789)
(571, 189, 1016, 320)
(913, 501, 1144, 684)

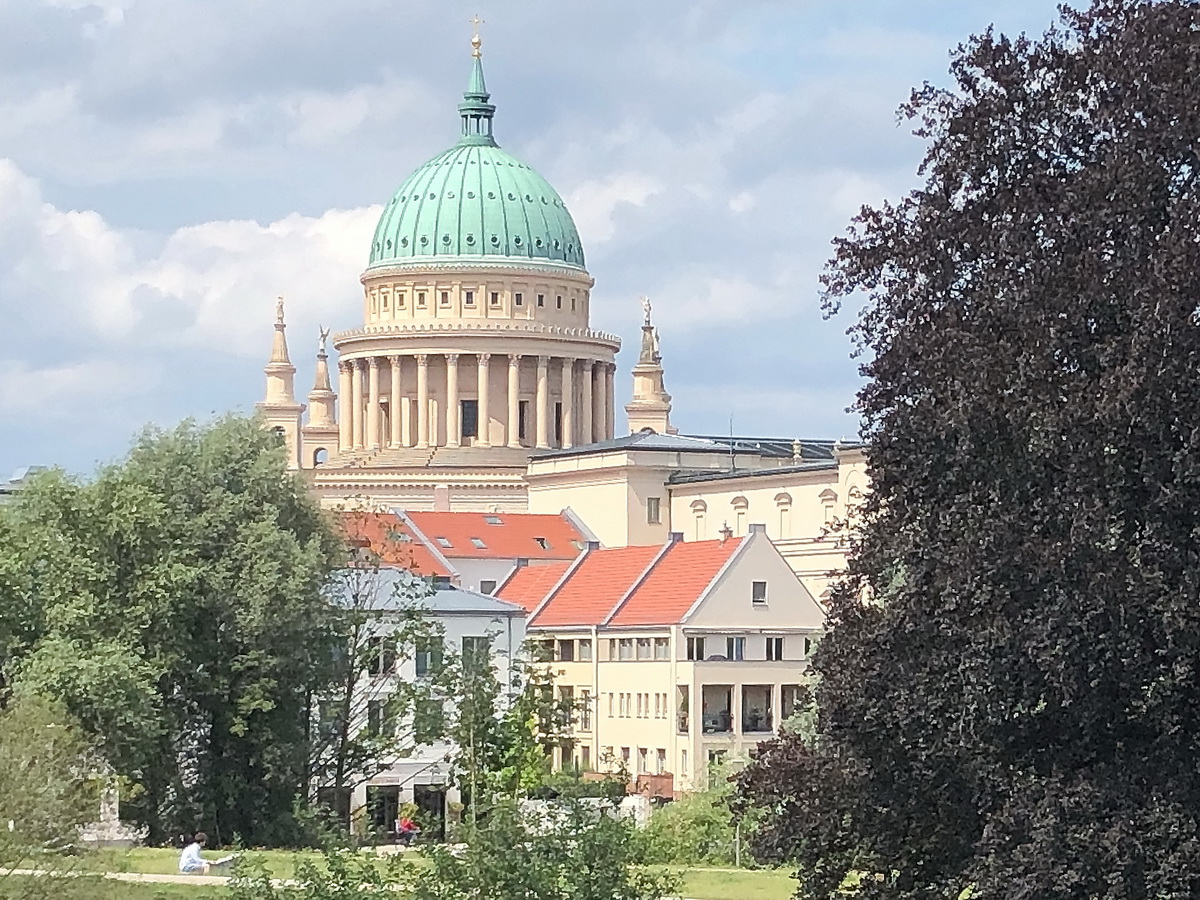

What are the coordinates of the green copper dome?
(367, 54, 585, 271)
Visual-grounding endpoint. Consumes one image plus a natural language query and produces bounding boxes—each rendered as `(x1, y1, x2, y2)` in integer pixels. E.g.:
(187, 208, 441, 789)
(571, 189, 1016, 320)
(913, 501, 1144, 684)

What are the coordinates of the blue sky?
(0, 0, 1066, 477)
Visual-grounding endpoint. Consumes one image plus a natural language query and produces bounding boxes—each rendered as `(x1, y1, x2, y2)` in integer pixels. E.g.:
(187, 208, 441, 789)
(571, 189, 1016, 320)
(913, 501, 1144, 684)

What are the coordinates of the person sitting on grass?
(179, 831, 212, 875)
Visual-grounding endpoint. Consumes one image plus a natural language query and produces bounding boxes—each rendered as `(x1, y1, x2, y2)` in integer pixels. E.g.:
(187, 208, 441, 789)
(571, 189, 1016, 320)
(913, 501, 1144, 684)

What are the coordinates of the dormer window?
(534, 537, 550, 549)
(436, 537, 452, 548)
(484, 515, 502, 525)
(470, 537, 486, 549)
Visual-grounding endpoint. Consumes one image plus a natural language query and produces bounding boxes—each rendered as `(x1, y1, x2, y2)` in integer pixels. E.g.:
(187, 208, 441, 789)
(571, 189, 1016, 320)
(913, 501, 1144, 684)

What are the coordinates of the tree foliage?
(738, 2, 1200, 897)
(0, 417, 344, 845)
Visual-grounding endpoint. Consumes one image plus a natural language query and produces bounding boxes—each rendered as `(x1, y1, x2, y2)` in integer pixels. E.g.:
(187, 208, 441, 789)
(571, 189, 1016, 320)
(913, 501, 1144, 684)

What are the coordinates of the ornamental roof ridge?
(332, 322, 621, 344)
(361, 260, 595, 282)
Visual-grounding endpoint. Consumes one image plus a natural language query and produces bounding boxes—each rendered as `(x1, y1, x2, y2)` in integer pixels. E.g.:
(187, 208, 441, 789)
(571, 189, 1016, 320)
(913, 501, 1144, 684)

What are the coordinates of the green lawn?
(76, 848, 798, 899)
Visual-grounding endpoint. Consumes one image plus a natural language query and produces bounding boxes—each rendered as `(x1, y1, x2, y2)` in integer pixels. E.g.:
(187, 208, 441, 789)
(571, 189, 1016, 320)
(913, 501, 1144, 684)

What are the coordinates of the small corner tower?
(301, 326, 340, 469)
(625, 297, 676, 435)
(257, 297, 306, 469)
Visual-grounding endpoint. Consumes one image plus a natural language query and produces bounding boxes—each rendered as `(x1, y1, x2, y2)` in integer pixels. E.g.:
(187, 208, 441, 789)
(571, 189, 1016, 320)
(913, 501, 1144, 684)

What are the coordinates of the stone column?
(536, 356, 550, 449)
(476, 353, 491, 447)
(507, 354, 522, 448)
(338, 361, 353, 451)
(446, 353, 460, 448)
(560, 357, 575, 449)
(352, 359, 365, 450)
(367, 357, 382, 450)
(389, 356, 403, 448)
(416, 354, 430, 448)
(591, 362, 604, 443)
(580, 359, 593, 446)
(605, 363, 616, 439)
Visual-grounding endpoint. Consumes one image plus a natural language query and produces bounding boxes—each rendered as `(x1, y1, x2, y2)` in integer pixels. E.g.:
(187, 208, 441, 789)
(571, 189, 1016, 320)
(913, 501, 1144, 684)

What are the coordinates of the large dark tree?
(736, 2, 1200, 897)
(0, 417, 344, 845)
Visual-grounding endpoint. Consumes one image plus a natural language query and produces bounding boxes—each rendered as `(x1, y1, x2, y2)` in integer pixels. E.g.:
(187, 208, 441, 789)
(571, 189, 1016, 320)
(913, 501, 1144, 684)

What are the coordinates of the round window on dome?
(488, 191, 496, 199)
(466, 234, 476, 245)
(428, 193, 436, 199)
(507, 193, 516, 200)
(420, 236, 429, 246)
(553, 240, 561, 250)
(541, 196, 547, 204)
(386, 239, 392, 249)
(535, 238, 543, 248)
(490, 235, 500, 246)
(447, 192, 455, 199)
(467, 191, 475, 199)
(401, 237, 409, 247)
(513, 235, 522, 246)
(525, 194, 532, 202)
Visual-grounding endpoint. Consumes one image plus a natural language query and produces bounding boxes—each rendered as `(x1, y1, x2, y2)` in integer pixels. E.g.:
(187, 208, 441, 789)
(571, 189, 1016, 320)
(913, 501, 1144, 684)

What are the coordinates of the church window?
(382, 293, 389, 311)
(417, 292, 427, 308)
(537, 294, 545, 307)
(312, 448, 328, 466)
(397, 292, 406, 308)
(554, 402, 563, 445)
(571, 297, 576, 311)
(518, 400, 529, 440)
(515, 292, 524, 306)
(646, 497, 661, 525)
(556, 295, 562, 309)
(464, 290, 475, 307)
(490, 291, 500, 307)
(440, 291, 450, 307)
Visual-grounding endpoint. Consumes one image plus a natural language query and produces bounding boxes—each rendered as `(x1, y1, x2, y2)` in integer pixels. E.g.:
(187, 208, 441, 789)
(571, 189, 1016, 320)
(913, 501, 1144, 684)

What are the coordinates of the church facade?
(256, 36, 867, 598)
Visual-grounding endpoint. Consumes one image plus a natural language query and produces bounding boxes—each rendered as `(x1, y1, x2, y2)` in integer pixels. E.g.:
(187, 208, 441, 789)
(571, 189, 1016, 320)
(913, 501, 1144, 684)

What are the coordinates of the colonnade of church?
(337, 352, 616, 452)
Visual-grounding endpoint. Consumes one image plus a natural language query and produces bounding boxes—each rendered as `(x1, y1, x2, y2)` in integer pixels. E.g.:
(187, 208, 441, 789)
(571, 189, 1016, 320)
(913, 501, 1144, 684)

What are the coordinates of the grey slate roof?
(327, 567, 526, 617)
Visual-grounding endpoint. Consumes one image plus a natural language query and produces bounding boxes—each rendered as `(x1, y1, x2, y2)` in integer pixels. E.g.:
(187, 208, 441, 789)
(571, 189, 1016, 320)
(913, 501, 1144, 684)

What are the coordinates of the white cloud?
(566, 173, 663, 245)
(0, 358, 144, 416)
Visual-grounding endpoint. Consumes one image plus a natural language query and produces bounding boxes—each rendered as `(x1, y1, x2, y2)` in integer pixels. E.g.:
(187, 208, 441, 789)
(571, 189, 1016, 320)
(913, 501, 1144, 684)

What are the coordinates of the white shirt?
(179, 842, 204, 873)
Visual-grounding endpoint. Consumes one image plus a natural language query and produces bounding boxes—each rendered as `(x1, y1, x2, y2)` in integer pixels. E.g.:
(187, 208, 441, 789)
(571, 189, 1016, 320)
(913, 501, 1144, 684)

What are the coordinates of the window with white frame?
(654, 637, 670, 660)
(646, 497, 661, 524)
(726, 636, 745, 661)
(767, 636, 784, 661)
(752, 580, 768, 605)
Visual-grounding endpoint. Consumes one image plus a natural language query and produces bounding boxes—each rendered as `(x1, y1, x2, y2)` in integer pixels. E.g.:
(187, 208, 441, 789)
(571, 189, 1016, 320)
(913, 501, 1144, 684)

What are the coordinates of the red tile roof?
(405, 511, 586, 560)
(496, 561, 572, 612)
(337, 511, 451, 577)
(530, 544, 662, 628)
(608, 538, 742, 626)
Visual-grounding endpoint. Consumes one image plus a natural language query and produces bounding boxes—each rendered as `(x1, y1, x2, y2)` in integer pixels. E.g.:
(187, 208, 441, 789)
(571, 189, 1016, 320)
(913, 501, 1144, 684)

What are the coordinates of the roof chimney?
(668, 531, 684, 543)
(748, 523, 767, 535)
(586, 540, 601, 551)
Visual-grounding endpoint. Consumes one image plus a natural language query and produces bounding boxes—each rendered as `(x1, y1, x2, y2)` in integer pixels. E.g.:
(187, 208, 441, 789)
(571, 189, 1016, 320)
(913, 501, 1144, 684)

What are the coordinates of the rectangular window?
(461, 399, 479, 439)
(557, 639, 575, 662)
(618, 638, 634, 660)
(621, 747, 630, 764)
(515, 292, 523, 306)
(554, 401, 563, 444)
(653, 693, 661, 718)
(654, 637, 670, 660)
(638, 747, 648, 774)
(686, 637, 705, 661)
(752, 581, 768, 605)
(462, 635, 491, 671)
(726, 636, 745, 661)
(636, 637, 651, 660)
(397, 292, 406, 308)
(382, 293, 389, 310)
(366, 636, 397, 675)
(579, 639, 592, 661)
(556, 295, 562, 309)
(581, 744, 591, 769)
(417, 291, 427, 308)
(532, 640, 555, 662)
(681, 748, 688, 774)
(518, 400, 529, 440)
(464, 290, 475, 306)
(490, 291, 500, 307)
(470, 537, 487, 549)
(581, 689, 592, 730)
(440, 291, 450, 307)
(767, 637, 784, 661)
(413, 697, 444, 743)
(804, 636, 815, 658)
(571, 297, 576, 311)
(479, 579, 497, 595)
(646, 497, 661, 524)
(367, 698, 384, 737)
(656, 748, 666, 775)
(608, 693, 615, 717)
(537, 293, 545, 307)
(636, 694, 643, 717)
(414, 638, 442, 677)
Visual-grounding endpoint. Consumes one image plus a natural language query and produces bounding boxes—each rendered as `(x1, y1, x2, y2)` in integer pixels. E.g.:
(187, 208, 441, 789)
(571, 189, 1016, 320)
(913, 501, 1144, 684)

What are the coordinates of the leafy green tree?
(738, 2, 1200, 897)
(0, 417, 344, 845)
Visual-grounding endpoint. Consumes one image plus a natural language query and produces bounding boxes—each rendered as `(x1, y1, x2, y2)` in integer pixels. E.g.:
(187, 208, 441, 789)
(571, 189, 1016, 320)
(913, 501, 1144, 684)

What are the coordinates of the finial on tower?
(640, 295, 652, 327)
(276, 295, 286, 325)
(318, 326, 331, 358)
(470, 15, 484, 57)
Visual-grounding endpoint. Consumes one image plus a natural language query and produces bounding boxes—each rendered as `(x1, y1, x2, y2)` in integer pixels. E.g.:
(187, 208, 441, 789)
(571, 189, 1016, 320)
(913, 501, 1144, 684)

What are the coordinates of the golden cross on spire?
(469, 14, 484, 57)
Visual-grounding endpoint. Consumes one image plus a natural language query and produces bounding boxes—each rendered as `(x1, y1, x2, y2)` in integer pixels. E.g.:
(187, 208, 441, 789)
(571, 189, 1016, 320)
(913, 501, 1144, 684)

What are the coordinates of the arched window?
(774, 492, 793, 539)
(731, 496, 749, 536)
(690, 499, 708, 541)
(313, 447, 329, 467)
(819, 488, 838, 524)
